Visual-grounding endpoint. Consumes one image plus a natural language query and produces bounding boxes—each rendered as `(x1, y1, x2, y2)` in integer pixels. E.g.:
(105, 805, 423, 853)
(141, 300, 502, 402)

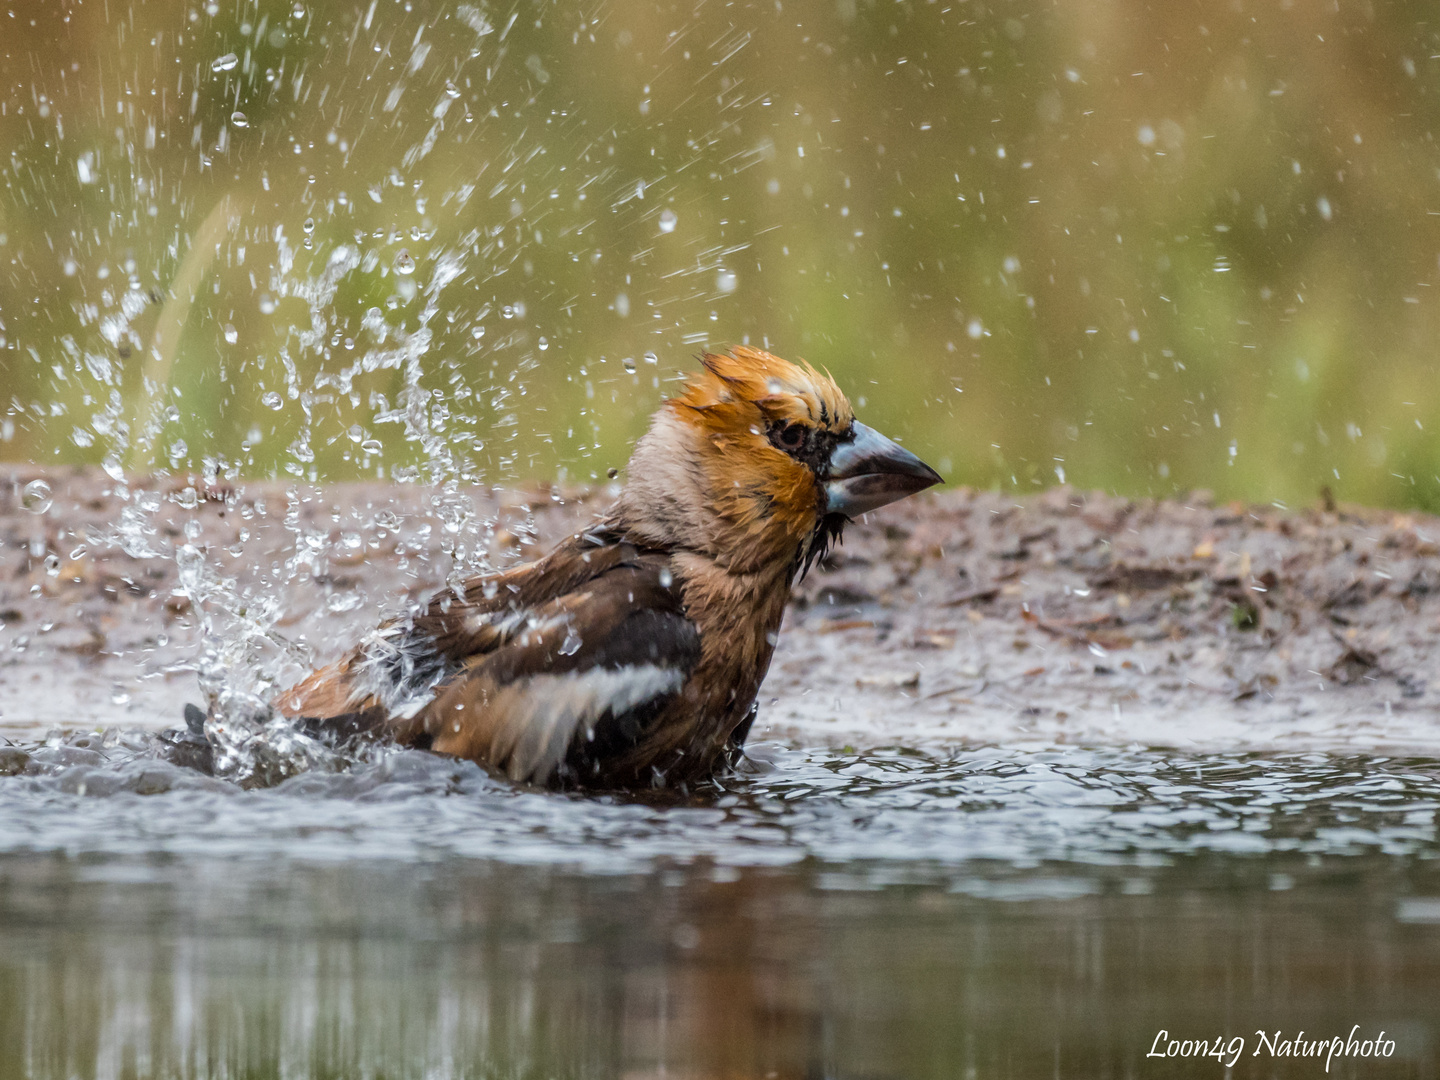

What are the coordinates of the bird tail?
(272, 660, 359, 719)
(273, 650, 439, 750)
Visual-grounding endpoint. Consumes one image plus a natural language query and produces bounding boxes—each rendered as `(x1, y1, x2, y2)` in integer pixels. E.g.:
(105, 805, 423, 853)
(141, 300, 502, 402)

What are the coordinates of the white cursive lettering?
(1253, 1028, 1396, 1072)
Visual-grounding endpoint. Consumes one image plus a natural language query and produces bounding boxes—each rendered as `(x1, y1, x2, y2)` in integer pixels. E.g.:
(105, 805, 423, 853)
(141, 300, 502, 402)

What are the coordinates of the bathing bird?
(276, 347, 941, 790)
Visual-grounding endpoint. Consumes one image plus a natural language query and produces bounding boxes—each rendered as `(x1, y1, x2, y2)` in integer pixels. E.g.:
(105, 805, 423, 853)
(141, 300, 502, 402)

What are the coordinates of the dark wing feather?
(279, 530, 637, 724)
(409, 529, 628, 654)
(418, 554, 700, 784)
(280, 531, 700, 786)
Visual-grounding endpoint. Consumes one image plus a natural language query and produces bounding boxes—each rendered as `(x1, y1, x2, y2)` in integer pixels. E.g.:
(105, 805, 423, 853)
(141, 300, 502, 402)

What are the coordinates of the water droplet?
(262, 391, 283, 410)
(501, 305, 515, 319)
(537, 336, 549, 351)
(21, 480, 51, 514)
(658, 208, 677, 233)
(303, 217, 315, 234)
(110, 687, 131, 706)
(291, 2, 305, 16)
(716, 269, 738, 294)
(394, 249, 415, 275)
(559, 626, 583, 656)
(622, 357, 637, 373)
(211, 53, 239, 73)
(223, 323, 238, 344)
(229, 111, 248, 128)
(43, 553, 61, 577)
(644, 351, 658, 365)
(444, 80, 461, 99)
(471, 325, 485, 340)
(258, 294, 276, 314)
(658, 568, 674, 588)
(361, 439, 382, 454)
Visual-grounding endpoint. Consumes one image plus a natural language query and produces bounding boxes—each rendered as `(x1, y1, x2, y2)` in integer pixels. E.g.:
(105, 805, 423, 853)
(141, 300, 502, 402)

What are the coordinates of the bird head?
(615, 346, 941, 576)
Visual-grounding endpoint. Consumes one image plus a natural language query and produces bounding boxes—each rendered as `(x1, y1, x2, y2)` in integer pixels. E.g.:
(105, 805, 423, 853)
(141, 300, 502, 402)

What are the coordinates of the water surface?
(1, 739, 1437, 1077)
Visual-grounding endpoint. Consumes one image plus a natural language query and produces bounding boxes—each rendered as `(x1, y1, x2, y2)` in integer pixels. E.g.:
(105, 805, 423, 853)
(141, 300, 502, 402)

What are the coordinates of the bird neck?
(670, 548, 793, 680)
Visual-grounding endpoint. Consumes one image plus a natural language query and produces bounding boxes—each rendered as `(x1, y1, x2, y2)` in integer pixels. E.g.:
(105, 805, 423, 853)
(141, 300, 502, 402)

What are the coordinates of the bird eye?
(776, 423, 805, 451)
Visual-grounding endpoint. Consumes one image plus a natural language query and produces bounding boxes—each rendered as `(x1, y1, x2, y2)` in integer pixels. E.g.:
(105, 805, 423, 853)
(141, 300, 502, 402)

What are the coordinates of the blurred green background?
(2, 0, 1439, 508)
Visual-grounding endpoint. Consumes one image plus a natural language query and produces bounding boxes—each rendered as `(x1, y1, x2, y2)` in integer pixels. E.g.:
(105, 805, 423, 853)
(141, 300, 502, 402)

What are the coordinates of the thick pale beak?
(825, 421, 942, 518)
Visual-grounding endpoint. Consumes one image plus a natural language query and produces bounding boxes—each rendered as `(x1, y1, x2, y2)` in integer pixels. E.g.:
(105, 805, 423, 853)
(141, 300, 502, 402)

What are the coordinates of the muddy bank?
(1, 467, 1437, 754)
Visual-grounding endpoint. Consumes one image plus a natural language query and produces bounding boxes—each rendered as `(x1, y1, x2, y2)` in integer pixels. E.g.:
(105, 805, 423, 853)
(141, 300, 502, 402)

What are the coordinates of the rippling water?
(1, 736, 1438, 1078)
(3, 738, 1438, 873)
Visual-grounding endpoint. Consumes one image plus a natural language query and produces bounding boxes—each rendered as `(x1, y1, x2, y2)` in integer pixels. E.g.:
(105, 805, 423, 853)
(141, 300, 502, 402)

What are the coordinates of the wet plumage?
(276, 347, 941, 791)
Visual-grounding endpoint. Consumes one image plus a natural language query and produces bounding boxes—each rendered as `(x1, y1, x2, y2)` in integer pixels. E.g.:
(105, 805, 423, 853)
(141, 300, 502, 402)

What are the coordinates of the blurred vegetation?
(2, 0, 1440, 509)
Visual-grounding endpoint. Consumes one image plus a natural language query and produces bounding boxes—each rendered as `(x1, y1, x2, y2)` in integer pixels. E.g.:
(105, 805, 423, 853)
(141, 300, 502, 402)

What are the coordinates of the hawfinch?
(277, 347, 941, 790)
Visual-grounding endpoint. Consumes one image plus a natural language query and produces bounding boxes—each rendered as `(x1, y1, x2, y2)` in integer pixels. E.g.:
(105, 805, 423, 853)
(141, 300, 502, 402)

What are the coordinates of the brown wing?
(417, 556, 701, 785)
(276, 529, 630, 723)
(278, 531, 701, 785)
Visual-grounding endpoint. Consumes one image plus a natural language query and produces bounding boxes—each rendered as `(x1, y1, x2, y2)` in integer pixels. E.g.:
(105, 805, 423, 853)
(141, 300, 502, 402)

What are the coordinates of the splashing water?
(172, 538, 331, 785)
(95, 209, 506, 780)
(21, 480, 52, 514)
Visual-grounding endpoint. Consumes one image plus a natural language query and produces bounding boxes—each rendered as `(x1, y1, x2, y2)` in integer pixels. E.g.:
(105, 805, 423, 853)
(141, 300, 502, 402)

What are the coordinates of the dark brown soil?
(2, 467, 1437, 753)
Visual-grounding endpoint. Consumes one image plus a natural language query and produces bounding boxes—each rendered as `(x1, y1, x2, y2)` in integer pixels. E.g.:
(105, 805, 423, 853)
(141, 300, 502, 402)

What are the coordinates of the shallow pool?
(1, 737, 1437, 1077)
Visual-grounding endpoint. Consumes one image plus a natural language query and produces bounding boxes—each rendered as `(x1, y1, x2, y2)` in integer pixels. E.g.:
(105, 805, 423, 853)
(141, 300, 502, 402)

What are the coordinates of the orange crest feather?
(672, 346, 854, 432)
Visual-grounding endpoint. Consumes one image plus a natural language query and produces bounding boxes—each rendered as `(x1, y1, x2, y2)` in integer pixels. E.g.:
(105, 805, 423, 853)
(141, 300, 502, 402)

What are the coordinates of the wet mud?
(1, 467, 1437, 756)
